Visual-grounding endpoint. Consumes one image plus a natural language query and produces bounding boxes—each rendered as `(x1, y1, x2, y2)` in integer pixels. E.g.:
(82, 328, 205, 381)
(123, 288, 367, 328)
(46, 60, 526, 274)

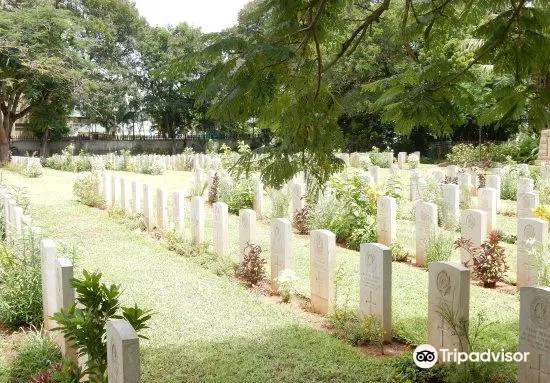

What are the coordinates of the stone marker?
(517, 218, 548, 288)
(446, 165, 459, 178)
(377, 196, 396, 246)
(478, 187, 497, 232)
(194, 168, 204, 195)
(410, 169, 420, 201)
(291, 183, 305, 214)
(542, 162, 550, 181)
(370, 166, 380, 184)
(518, 286, 550, 383)
(270, 218, 292, 291)
(13, 206, 22, 240)
(56, 257, 77, 362)
(359, 243, 392, 342)
(120, 178, 131, 214)
(428, 262, 470, 357)
(415, 201, 438, 266)
(431, 169, 445, 183)
(107, 319, 140, 383)
(40, 239, 57, 331)
(239, 209, 257, 259)
(131, 181, 141, 215)
(397, 152, 407, 169)
(442, 184, 459, 228)
(517, 177, 534, 200)
(156, 188, 168, 231)
(460, 209, 487, 264)
(172, 191, 185, 234)
(111, 176, 120, 207)
(212, 202, 229, 256)
(458, 173, 472, 204)
(191, 196, 205, 244)
(517, 192, 539, 219)
(253, 178, 263, 217)
(142, 184, 154, 230)
(103, 173, 112, 207)
(485, 174, 502, 211)
(310, 229, 336, 315)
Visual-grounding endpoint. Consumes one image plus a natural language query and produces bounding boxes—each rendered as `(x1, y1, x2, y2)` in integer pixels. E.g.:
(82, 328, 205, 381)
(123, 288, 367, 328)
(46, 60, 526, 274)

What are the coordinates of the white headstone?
(517, 192, 539, 219)
(370, 166, 380, 184)
(518, 286, 550, 383)
(415, 201, 438, 266)
(485, 174, 501, 211)
(310, 229, 336, 315)
(428, 262, 470, 356)
(156, 188, 167, 231)
(120, 178, 131, 214)
(446, 165, 459, 178)
(191, 196, 205, 244)
(131, 181, 141, 215)
(397, 152, 407, 169)
(270, 218, 292, 291)
(56, 258, 77, 362)
(441, 184, 459, 228)
(517, 177, 534, 200)
(458, 173, 472, 204)
(142, 184, 154, 230)
(172, 191, 185, 234)
(517, 218, 548, 288)
(239, 209, 257, 260)
(107, 319, 140, 383)
(103, 173, 112, 207)
(376, 196, 396, 246)
(459, 209, 487, 264)
(410, 169, 421, 201)
(291, 183, 305, 214)
(359, 243, 392, 342)
(40, 239, 57, 331)
(212, 202, 229, 256)
(253, 178, 263, 218)
(478, 187, 497, 232)
(111, 176, 120, 207)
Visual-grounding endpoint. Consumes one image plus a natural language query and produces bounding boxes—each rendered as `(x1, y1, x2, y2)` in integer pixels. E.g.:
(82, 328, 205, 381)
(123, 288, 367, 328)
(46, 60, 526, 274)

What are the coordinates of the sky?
(133, 0, 251, 33)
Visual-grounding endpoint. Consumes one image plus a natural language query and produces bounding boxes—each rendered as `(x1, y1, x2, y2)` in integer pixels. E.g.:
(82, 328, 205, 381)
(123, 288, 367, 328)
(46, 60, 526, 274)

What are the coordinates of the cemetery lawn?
(2, 167, 521, 381)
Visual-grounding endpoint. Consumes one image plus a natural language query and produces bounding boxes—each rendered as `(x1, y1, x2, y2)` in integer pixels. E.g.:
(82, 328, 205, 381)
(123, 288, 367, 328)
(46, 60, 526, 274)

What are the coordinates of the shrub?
(420, 179, 443, 219)
(276, 269, 299, 303)
(446, 143, 479, 165)
(24, 162, 43, 178)
(390, 242, 410, 262)
(218, 176, 254, 214)
(52, 270, 152, 382)
(44, 154, 65, 170)
(236, 243, 266, 286)
(454, 231, 508, 287)
(74, 156, 91, 172)
(205, 139, 219, 154)
(141, 161, 164, 175)
(368, 147, 393, 168)
(501, 165, 528, 201)
(327, 307, 384, 347)
(0, 237, 43, 327)
(267, 187, 290, 218)
(384, 174, 404, 200)
(537, 181, 550, 205)
(73, 172, 104, 208)
(4, 330, 62, 383)
(425, 230, 455, 265)
(293, 205, 310, 234)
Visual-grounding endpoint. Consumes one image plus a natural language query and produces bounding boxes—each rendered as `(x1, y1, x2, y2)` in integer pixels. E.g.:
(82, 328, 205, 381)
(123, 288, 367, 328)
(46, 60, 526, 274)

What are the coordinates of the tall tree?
(192, 0, 550, 186)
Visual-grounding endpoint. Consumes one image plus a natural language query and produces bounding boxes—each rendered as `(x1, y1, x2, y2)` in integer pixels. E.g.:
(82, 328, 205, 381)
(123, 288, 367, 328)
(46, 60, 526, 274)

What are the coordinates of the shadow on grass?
(140, 323, 392, 383)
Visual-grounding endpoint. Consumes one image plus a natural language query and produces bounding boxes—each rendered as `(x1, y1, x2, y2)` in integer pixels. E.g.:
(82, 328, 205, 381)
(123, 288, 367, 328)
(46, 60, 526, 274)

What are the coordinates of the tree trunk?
(39, 129, 50, 159)
(0, 116, 12, 164)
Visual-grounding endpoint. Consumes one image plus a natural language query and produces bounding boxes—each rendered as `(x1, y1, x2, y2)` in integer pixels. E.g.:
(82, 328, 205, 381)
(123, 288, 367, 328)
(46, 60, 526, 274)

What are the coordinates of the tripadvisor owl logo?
(413, 344, 438, 369)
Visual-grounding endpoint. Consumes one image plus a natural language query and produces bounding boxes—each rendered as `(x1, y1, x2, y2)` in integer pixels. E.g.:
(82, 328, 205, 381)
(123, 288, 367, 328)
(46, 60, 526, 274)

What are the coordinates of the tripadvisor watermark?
(413, 344, 529, 368)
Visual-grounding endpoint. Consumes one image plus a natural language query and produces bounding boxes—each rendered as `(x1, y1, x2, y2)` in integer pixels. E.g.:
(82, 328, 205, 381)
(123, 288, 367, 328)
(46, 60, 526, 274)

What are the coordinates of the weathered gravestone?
(517, 218, 548, 288)
(156, 188, 168, 231)
(310, 229, 336, 315)
(517, 177, 534, 200)
(442, 184, 459, 228)
(478, 187, 497, 232)
(518, 286, 550, 383)
(107, 319, 140, 383)
(131, 181, 141, 215)
(239, 209, 256, 260)
(103, 173, 112, 207)
(485, 174, 502, 211)
(291, 183, 305, 214)
(212, 202, 229, 256)
(377, 196, 396, 246)
(397, 152, 407, 169)
(120, 178, 131, 214)
(537, 129, 550, 164)
(410, 170, 421, 201)
(253, 178, 263, 218)
(458, 173, 472, 205)
(56, 257, 77, 362)
(460, 209, 487, 264)
(360, 243, 392, 342)
(370, 166, 380, 184)
(111, 176, 120, 207)
(172, 191, 185, 234)
(518, 192, 539, 219)
(142, 184, 154, 230)
(270, 218, 292, 291)
(191, 196, 205, 244)
(415, 201, 438, 267)
(40, 239, 57, 331)
(428, 262, 470, 358)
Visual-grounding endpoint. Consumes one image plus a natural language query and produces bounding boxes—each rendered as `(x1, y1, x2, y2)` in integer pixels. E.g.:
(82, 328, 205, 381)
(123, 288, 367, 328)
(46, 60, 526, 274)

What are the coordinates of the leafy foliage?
(236, 243, 266, 286)
(52, 270, 152, 382)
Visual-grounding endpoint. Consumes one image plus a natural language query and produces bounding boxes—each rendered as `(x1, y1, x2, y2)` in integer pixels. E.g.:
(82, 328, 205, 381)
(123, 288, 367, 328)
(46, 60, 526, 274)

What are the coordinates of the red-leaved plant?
(454, 231, 508, 288)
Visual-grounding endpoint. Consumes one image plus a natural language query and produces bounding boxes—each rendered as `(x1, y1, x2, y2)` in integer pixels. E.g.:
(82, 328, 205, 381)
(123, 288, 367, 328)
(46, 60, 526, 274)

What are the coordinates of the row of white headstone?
(11, 155, 42, 173)
(0, 188, 140, 383)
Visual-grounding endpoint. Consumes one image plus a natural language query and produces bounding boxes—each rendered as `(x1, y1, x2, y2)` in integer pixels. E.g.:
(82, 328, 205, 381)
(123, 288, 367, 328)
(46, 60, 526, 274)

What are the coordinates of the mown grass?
(0, 166, 524, 381)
